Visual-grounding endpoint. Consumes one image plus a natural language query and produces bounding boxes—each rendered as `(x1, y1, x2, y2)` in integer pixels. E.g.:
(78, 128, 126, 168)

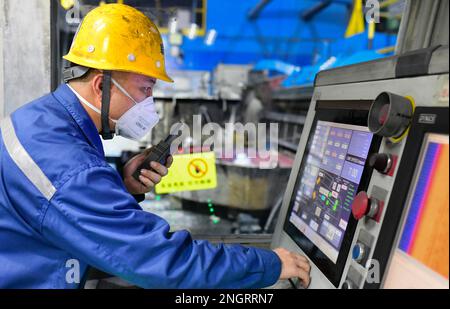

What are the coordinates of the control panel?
(271, 46, 449, 289)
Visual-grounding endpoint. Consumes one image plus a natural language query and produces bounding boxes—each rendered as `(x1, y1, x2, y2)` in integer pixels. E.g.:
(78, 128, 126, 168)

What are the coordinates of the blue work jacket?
(0, 84, 281, 288)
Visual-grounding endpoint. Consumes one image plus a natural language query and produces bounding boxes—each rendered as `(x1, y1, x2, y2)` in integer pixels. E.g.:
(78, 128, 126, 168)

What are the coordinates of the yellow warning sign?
(155, 152, 217, 194)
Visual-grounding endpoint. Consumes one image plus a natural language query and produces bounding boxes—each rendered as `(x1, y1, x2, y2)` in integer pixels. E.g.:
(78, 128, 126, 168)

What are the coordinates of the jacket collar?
(52, 84, 105, 157)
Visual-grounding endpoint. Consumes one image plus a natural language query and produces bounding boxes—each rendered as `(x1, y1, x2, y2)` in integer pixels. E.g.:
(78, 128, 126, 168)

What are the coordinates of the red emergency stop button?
(352, 192, 369, 220)
(352, 191, 382, 221)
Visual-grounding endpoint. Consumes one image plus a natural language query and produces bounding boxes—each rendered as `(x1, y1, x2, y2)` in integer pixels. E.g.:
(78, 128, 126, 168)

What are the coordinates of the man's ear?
(91, 73, 104, 104)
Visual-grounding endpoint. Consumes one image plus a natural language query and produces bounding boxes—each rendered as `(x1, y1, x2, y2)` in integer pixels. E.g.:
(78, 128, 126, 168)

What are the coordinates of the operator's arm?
(41, 164, 281, 289)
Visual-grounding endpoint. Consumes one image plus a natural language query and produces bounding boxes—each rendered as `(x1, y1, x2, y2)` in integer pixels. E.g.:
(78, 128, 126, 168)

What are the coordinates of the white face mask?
(67, 79, 159, 141)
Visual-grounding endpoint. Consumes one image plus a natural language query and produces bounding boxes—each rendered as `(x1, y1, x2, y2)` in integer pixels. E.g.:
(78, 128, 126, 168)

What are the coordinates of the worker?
(0, 4, 310, 288)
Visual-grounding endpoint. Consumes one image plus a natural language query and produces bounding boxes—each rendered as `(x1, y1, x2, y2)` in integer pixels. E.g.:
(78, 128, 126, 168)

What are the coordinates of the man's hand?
(123, 150, 173, 195)
(273, 248, 311, 288)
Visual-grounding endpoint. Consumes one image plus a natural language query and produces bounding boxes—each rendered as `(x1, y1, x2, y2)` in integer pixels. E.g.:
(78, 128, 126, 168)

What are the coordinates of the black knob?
(369, 153, 392, 174)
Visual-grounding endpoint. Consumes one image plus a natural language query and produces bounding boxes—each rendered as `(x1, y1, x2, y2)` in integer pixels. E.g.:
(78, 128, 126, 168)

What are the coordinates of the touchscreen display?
(288, 121, 373, 263)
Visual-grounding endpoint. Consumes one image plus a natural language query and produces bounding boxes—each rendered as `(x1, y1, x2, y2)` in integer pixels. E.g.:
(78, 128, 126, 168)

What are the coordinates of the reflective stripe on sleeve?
(1, 116, 56, 200)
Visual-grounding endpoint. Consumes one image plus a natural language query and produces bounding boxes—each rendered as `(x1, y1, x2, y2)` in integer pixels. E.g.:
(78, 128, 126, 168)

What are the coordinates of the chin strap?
(100, 71, 114, 140)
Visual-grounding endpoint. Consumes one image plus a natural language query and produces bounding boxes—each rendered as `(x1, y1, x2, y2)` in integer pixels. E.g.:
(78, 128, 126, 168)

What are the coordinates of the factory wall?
(0, 0, 51, 117)
(0, 2, 4, 118)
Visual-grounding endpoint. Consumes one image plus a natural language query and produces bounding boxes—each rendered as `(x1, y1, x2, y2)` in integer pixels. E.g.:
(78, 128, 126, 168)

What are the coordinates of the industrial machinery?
(271, 0, 449, 288)
(48, 0, 447, 289)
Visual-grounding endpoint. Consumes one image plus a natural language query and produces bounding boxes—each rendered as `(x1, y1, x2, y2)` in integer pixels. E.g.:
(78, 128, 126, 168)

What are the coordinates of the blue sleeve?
(41, 165, 281, 288)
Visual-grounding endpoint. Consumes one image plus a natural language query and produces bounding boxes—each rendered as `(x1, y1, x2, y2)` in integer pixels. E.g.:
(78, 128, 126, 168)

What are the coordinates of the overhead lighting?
(205, 29, 217, 46)
(319, 57, 337, 71)
(169, 18, 178, 34)
(188, 23, 198, 40)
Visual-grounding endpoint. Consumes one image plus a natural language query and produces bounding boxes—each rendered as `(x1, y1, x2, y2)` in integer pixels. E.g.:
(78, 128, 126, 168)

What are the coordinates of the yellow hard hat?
(63, 3, 173, 83)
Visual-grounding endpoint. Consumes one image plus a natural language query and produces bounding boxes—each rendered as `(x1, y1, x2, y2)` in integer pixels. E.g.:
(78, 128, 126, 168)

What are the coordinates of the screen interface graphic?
(289, 121, 373, 263)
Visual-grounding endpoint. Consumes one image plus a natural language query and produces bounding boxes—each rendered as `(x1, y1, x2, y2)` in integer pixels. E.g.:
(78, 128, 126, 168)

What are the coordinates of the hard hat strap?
(100, 71, 114, 140)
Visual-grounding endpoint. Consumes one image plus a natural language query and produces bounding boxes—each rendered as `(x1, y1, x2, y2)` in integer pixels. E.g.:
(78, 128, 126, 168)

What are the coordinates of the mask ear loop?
(111, 78, 138, 105)
(101, 71, 114, 140)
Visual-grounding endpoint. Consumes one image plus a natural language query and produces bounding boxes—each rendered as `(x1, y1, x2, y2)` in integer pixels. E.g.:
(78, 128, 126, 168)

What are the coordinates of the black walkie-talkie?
(132, 123, 183, 182)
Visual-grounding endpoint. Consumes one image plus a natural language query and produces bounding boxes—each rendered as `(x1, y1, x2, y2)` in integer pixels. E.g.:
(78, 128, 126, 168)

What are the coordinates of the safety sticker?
(155, 152, 217, 194)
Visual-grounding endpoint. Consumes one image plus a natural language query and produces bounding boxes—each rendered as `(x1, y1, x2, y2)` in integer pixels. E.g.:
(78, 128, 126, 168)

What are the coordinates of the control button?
(342, 280, 354, 289)
(369, 153, 393, 174)
(351, 192, 381, 220)
(352, 192, 369, 220)
(352, 242, 366, 263)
